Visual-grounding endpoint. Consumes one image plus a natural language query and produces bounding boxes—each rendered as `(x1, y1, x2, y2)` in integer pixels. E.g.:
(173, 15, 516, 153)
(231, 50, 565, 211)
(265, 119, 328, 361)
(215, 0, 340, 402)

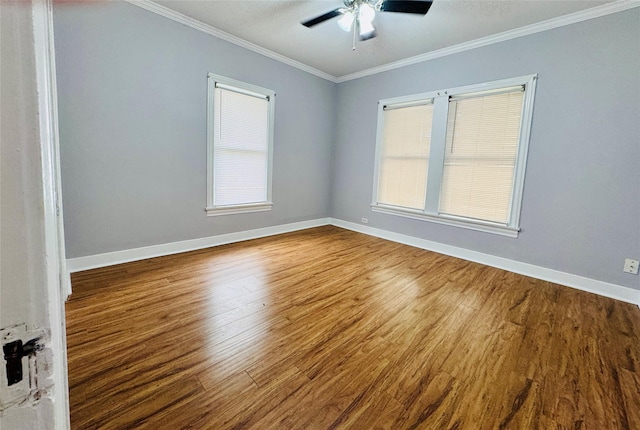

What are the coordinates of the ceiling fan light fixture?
(302, 0, 433, 48)
(359, 19, 375, 37)
(337, 11, 355, 32)
(358, 3, 376, 24)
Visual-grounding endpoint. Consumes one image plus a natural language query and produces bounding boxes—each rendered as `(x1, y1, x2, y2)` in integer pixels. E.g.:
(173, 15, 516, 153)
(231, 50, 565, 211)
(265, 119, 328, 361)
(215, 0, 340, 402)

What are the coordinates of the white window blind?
(206, 73, 274, 216)
(439, 90, 524, 224)
(372, 75, 537, 237)
(213, 87, 269, 206)
(377, 102, 433, 210)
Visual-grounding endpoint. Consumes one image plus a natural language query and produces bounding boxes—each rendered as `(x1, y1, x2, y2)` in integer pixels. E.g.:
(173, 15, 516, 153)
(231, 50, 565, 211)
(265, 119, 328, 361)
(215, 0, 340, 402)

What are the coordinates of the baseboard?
(66, 218, 331, 272)
(330, 218, 640, 307)
(66, 216, 640, 307)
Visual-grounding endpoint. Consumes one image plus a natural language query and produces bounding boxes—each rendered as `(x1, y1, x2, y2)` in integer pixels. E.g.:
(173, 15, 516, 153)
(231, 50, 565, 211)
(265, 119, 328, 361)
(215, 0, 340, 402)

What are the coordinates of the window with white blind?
(378, 101, 434, 210)
(206, 73, 275, 216)
(372, 75, 537, 237)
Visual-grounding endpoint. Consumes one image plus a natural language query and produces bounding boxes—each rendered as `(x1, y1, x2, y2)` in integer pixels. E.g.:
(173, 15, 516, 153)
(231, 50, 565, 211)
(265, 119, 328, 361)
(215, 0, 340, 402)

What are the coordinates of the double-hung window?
(373, 75, 537, 237)
(206, 73, 275, 216)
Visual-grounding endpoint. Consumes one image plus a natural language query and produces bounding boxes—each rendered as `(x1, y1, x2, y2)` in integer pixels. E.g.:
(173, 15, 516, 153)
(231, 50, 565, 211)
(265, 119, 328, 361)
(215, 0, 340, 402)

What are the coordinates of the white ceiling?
(150, 0, 618, 79)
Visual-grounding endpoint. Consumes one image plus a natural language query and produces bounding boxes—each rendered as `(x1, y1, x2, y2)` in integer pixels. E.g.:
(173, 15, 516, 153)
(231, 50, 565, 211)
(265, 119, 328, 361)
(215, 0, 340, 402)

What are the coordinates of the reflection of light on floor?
(371, 268, 421, 304)
(202, 259, 271, 366)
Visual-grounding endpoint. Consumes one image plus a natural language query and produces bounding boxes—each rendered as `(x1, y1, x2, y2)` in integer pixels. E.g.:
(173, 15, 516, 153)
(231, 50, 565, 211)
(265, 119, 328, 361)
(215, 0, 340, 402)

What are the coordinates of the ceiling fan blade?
(301, 9, 342, 27)
(380, 0, 433, 15)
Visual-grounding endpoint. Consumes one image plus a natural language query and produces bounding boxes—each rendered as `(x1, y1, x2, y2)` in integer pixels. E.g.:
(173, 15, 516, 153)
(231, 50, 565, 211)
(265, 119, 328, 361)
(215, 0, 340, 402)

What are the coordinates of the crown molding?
(124, 0, 339, 82)
(336, 0, 640, 83)
(125, 0, 638, 84)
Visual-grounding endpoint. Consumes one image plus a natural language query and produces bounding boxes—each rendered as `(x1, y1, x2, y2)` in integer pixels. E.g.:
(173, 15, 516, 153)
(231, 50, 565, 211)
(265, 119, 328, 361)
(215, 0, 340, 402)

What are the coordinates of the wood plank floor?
(66, 226, 640, 429)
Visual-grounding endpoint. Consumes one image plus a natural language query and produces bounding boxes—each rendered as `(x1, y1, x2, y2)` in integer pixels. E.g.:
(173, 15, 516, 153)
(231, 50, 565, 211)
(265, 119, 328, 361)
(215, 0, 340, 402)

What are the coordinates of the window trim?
(205, 73, 275, 217)
(371, 74, 537, 237)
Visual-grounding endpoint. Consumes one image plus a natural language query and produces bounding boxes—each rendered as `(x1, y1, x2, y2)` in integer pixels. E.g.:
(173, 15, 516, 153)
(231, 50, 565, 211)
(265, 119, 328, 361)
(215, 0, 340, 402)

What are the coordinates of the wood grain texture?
(66, 226, 640, 429)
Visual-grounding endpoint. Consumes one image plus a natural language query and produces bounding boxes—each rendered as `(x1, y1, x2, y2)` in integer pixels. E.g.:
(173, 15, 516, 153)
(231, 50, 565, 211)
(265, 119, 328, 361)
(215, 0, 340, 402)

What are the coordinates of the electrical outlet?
(623, 258, 639, 275)
(361, 218, 368, 224)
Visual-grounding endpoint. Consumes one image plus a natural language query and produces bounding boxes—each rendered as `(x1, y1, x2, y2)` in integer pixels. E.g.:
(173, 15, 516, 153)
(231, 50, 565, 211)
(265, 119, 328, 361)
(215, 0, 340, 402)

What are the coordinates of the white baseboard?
(66, 218, 331, 272)
(66, 216, 640, 307)
(330, 218, 640, 307)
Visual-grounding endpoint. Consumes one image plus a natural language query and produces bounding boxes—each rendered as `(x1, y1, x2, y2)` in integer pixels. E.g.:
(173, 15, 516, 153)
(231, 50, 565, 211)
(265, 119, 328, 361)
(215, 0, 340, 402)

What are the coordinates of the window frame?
(206, 73, 275, 216)
(371, 74, 537, 237)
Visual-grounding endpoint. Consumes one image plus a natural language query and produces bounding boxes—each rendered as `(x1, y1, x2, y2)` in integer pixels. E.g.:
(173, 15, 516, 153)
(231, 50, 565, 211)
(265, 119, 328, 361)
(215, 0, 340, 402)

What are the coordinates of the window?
(372, 75, 537, 237)
(206, 73, 275, 216)
(378, 101, 433, 210)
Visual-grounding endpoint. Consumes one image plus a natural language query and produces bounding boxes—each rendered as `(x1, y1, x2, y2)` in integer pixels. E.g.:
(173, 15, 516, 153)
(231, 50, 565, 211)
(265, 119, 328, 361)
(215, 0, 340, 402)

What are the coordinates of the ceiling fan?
(302, 0, 433, 49)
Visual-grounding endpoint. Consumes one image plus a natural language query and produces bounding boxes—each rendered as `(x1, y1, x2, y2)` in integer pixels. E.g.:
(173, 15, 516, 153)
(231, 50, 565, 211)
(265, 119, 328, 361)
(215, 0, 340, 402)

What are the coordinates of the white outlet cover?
(623, 258, 639, 275)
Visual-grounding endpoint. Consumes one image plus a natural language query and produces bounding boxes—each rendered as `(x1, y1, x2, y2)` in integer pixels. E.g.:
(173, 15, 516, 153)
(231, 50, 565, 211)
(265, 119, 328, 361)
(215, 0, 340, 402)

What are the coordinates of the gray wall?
(332, 8, 640, 289)
(54, 1, 336, 258)
(55, 2, 639, 290)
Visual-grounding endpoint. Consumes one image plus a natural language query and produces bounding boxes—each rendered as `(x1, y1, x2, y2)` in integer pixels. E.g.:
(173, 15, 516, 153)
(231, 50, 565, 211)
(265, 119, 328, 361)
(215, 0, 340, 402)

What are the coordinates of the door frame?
(32, 0, 70, 428)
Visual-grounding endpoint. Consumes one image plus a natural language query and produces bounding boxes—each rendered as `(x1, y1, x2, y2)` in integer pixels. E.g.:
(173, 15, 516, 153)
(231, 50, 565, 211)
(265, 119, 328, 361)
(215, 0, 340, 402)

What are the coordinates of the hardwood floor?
(66, 226, 640, 429)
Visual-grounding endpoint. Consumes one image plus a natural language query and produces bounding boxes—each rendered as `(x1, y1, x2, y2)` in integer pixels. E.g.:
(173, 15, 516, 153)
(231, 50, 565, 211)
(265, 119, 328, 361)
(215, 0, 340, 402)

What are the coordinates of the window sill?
(206, 202, 273, 217)
(371, 204, 520, 238)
